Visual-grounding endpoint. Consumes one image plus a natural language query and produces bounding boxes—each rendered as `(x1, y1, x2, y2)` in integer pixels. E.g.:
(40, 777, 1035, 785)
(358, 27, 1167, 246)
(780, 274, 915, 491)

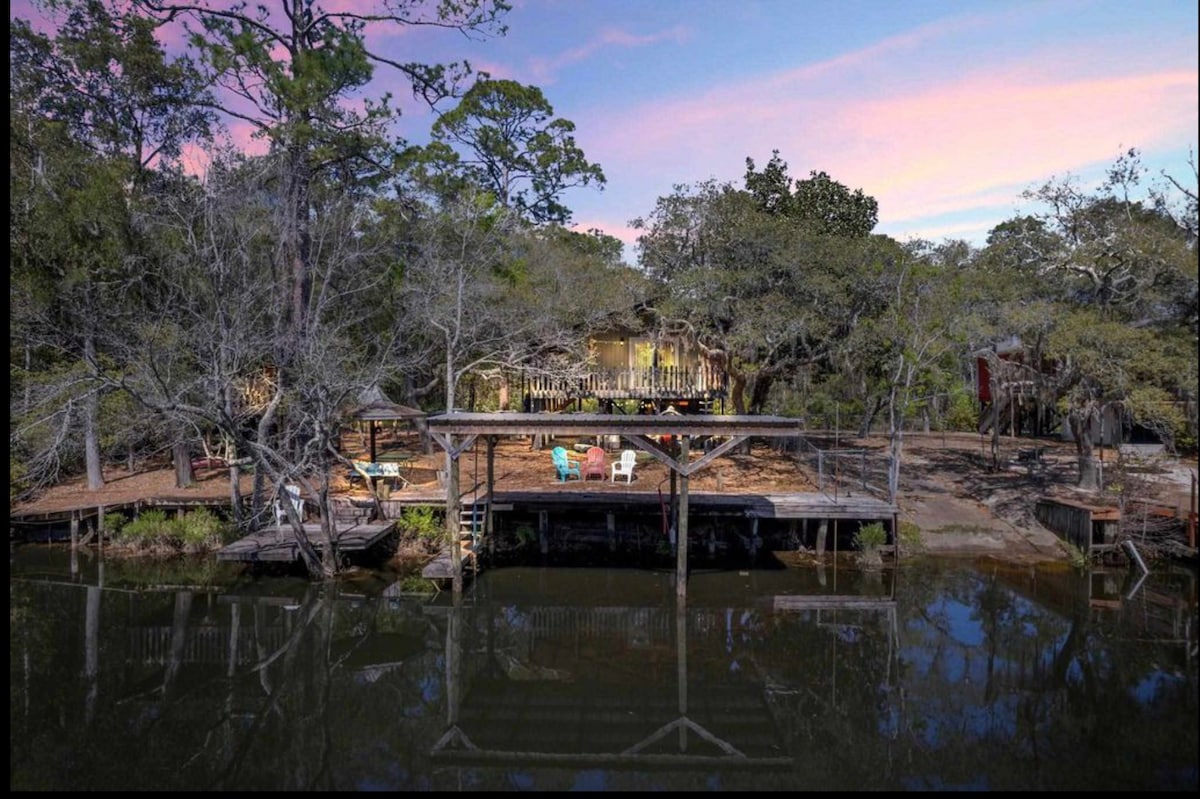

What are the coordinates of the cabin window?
(591, 339, 626, 370)
(633, 340, 654, 369)
(632, 339, 679, 369)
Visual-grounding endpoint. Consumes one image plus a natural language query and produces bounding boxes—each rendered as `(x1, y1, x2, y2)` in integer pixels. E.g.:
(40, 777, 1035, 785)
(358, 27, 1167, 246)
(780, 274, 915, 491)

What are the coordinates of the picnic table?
(350, 457, 412, 491)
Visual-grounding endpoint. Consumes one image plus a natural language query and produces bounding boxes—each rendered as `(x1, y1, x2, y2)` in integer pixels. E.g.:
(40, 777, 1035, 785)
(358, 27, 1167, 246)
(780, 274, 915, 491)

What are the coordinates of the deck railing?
(795, 438, 894, 503)
(525, 365, 727, 400)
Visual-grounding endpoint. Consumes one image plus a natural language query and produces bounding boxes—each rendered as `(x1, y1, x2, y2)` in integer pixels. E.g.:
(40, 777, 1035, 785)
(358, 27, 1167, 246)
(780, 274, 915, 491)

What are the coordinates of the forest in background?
(10, 1, 1196, 576)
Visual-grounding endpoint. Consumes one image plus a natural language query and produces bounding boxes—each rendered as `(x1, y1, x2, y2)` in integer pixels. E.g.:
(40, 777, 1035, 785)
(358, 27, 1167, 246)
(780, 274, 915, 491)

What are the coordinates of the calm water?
(9, 545, 1199, 791)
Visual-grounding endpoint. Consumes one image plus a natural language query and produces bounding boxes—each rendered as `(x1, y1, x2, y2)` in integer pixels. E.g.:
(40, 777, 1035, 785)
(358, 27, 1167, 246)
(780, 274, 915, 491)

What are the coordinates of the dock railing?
(795, 437, 894, 503)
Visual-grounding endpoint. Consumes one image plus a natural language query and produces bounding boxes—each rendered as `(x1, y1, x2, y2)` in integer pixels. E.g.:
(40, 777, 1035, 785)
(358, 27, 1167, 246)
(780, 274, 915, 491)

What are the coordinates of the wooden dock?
(371, 488, 896, 521)
(216, 521, 397, 563)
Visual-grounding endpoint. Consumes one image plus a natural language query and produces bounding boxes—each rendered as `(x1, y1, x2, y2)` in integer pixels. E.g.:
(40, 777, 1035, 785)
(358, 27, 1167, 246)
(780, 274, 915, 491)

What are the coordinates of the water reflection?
(8, 548, 1198, 791)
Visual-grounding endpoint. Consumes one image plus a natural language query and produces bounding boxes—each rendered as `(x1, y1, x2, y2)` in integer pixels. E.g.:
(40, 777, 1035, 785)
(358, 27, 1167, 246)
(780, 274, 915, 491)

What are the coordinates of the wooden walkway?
(216, 521, 396, 563)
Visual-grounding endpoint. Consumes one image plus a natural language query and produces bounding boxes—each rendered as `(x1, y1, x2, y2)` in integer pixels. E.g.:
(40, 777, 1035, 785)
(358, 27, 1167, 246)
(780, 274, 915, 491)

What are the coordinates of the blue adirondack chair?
(551, 446, 581, 481)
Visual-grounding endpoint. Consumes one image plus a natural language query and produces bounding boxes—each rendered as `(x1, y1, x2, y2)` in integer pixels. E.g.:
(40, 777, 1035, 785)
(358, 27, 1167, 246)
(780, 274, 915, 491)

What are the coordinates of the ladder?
(458, 500, 487, 549)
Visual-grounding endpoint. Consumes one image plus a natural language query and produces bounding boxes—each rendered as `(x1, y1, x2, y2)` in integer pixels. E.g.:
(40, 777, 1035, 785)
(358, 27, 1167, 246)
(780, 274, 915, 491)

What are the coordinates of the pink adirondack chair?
(580, 446, 607, 480)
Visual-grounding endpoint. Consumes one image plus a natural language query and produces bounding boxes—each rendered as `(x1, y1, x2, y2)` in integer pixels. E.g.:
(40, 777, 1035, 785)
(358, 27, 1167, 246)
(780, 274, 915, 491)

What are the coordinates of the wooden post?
(70, 511, 79, 549)
(607, 512, 616, 552)
(669, 468, 678, 548)
(1190, 472, 1197, 549)
(816, 519, 828, 556)
(446, 442, 462, 596)
(676, 436, 690, 599)
(539, 510, 550, 555)
(486, 436, 496, 558)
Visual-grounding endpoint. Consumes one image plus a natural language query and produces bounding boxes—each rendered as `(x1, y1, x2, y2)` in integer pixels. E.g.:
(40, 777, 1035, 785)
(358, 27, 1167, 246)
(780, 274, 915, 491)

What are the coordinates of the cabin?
(974, 336, 1159, 446)
(520, 327, 727, 414)
(974, 336, 1062, 438)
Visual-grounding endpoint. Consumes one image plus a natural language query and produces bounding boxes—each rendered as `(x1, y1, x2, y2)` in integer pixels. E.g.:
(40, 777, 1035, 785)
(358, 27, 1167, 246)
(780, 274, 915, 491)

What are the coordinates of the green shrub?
(942, 390, 979, 432)
(399, 505, 443, 543)
(853, 521, 888, 552)
(120, 509, 171, 544)
(514, 523, 537, 548)
(898, 519, 921, 550)
(397, 574, 437, 596)
(103, 512, 128, 536)
(115, 507, 229, 552)
(853, 521, 887, 569)
(176, 508, 227, 550)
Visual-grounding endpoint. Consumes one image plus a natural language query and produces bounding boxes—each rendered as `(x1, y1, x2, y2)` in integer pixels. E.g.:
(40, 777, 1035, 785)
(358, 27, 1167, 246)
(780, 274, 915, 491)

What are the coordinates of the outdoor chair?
(580, 446, 607, 480)
(610, 449, 637, 483)
(273, 484, 304, 540)
(551, 446, 581, 482)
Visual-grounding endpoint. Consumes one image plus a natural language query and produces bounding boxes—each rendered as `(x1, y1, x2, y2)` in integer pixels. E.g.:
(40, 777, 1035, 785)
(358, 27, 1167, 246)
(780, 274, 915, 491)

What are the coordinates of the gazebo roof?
(349, 385, 426, 422)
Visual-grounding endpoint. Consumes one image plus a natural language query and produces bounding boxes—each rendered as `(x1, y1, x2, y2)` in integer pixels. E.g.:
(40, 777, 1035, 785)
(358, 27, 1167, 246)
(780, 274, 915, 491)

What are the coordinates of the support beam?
(446, 438, 462, 595)
(486, 436, 496, 558)
(428, 432, 479, 460)
(625, 433, 749, 477)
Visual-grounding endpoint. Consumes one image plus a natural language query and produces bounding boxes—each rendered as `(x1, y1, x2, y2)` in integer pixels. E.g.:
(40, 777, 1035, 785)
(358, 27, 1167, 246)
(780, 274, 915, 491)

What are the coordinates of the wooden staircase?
(459, 499, 488, 561)
(422, 500, 487, 581)
(333, 499, 376, 525)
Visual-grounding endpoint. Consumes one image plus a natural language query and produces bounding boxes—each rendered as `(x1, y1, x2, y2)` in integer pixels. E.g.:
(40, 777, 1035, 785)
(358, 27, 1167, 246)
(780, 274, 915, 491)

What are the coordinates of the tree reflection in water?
(8, 551, 1198, 791)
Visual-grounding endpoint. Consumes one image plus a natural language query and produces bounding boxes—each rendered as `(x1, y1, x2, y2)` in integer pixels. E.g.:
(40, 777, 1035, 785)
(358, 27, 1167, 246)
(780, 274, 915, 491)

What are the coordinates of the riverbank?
(12, 431, 1196, 567)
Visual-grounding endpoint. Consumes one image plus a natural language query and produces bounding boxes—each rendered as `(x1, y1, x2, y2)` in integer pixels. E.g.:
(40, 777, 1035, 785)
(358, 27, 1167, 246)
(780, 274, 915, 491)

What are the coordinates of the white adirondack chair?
(610, 450, 637, 483)
(273, 484, 304, 533)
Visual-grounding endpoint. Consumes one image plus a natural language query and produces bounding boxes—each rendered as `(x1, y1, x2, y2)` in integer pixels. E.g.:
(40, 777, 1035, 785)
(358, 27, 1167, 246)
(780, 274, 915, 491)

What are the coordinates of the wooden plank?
(772, 595, 896, 611)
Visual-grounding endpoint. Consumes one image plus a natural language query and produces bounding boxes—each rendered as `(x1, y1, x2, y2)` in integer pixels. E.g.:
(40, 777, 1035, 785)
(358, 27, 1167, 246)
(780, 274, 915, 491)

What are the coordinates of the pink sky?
(12, 0, 1199, 256)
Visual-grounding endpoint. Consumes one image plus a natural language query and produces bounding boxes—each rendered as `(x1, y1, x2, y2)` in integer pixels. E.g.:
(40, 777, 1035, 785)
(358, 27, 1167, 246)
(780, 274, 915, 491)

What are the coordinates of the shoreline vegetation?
(12, 432, 1198, 571)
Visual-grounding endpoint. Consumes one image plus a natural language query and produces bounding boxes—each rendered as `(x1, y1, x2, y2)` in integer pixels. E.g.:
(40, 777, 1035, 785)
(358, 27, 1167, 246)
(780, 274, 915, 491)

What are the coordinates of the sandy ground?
(13, 431, 1196, 565)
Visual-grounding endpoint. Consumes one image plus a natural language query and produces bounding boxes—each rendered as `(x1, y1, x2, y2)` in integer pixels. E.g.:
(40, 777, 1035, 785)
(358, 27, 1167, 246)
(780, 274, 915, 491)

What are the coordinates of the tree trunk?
(83, 335, 104, 490)
(1071, 409, 1099, 490)
(224, 389, 242, 524)
(748, 373, 773, 414)
(729, 373, 747, 415)
(173, 441, 195, 489)
(858, 395, 883, 438)
(887, 385, 905, 503)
